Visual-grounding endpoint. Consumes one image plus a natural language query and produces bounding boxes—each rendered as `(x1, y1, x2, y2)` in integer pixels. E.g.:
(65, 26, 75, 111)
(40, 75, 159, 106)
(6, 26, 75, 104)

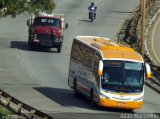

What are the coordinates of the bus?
(68, 36, 151, 109)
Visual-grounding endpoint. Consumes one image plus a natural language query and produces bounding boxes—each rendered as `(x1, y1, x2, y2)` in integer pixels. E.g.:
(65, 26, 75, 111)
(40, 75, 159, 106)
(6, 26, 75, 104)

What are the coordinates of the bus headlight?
(134, 96, 143, 101)
(100, 92, 110, 99)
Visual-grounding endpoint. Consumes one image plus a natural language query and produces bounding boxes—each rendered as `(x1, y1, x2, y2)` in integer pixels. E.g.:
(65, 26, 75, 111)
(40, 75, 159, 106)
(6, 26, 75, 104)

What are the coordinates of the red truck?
(27, 13, 68, 53)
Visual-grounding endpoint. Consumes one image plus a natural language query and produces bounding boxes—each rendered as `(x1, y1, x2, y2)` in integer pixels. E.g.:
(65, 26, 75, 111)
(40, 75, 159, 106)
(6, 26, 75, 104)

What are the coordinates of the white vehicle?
(68, 36, 151, 109)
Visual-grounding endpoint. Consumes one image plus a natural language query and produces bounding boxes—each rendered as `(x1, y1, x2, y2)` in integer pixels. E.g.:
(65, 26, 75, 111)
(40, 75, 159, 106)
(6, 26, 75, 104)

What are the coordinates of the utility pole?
(140, 0, 146, 56)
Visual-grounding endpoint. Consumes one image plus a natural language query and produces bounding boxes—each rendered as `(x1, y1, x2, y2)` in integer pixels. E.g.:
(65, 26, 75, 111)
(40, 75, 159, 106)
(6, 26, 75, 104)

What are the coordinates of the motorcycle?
(88, 6, 97, 22)
(89, 11, 95, 22)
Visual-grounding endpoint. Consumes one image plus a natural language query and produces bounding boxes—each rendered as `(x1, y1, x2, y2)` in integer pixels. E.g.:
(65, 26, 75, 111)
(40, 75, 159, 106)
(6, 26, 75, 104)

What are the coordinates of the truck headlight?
(55, 36, 61, 42)
(134, 96, 143, 101)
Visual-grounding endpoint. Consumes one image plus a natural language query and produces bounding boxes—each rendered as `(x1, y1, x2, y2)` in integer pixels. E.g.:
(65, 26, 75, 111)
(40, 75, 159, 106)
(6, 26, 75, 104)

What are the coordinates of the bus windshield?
(101, 60, 144, 93)
(34, 17, 61, 28)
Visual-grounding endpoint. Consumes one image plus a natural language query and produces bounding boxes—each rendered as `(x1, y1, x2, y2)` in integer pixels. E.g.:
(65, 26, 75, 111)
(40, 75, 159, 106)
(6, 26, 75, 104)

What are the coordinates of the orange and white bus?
(68, 36, 151, 109)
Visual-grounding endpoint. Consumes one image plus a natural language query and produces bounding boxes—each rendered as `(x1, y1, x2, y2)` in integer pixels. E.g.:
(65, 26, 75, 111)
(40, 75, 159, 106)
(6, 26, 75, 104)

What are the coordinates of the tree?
(0, 0, 55, 17)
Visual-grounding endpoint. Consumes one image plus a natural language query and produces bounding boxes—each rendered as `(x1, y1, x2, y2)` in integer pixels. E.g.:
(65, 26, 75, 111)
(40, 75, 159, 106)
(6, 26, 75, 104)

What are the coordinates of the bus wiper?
(121, 79, 135, 92)
(112, 85, 131, 93)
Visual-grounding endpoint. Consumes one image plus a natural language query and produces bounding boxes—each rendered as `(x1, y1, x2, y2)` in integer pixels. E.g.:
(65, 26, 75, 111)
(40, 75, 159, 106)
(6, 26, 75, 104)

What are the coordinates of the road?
(151, 12, 160, 65)
(0, 0, 160, 119)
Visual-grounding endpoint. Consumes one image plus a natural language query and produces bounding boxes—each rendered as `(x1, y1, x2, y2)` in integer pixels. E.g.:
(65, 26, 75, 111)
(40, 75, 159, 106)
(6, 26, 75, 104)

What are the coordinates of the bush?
(0, 105, 12, 119)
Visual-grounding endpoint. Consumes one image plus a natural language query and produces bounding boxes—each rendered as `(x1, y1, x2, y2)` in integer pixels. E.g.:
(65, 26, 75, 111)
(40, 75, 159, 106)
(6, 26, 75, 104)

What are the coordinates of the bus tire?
(90, 90, 97, 108)
(126, 109, 134, 112)
(73, 80, 79, 97)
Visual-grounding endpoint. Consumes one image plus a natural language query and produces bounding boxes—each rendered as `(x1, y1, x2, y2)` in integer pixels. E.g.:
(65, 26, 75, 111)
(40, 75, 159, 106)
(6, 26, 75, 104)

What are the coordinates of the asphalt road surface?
(0, 0, 160, 119)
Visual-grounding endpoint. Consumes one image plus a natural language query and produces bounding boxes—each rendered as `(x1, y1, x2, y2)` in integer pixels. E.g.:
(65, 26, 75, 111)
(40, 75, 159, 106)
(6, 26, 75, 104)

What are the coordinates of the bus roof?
(74, 36, 143, 62)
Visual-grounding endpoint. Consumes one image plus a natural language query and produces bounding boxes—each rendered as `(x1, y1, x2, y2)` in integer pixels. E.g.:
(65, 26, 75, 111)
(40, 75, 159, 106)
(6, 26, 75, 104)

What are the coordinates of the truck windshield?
(34, 17, 61, 28)
(101, 60, 144, 93)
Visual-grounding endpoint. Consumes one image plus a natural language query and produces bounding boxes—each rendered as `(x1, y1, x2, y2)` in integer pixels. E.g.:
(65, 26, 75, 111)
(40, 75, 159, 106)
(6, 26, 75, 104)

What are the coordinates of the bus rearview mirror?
(98, 60, 103, 76)
(27, 19, 32, 26)
(145, 63, 151, 78)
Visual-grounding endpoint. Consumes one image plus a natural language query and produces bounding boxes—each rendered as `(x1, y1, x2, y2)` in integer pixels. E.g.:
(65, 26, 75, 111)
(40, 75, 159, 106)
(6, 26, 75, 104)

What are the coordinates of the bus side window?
(83, 46, 94, 68)
(71, 41, 78, 58)
(93, 53, 101, 77)
(92, 53, 101, 86)
(71, 40, 81, 62)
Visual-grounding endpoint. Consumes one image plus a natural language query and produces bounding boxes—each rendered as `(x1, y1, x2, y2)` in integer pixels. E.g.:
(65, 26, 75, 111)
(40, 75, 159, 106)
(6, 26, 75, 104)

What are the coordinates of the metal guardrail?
(150, 64, 160, 80)
(118, 0, 160, 94)
(0, 89, 54, 119)
(144, 54, 160, 81)
(118, 0, 156, 46)
(144, 55, 160, 94)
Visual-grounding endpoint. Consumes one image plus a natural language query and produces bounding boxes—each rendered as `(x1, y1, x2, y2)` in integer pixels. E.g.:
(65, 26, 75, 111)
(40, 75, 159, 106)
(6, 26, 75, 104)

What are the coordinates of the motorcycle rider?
(88, 2, 97, 19)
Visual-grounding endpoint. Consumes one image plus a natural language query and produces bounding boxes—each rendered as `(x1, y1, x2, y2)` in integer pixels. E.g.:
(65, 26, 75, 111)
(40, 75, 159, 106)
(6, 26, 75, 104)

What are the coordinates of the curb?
(144, 1, 160, 94)
(145, 1, 160, 65)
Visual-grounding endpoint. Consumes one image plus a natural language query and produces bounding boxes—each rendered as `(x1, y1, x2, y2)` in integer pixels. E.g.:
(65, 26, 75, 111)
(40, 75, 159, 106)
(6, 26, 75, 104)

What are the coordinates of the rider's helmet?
(91, 2, 94, 6)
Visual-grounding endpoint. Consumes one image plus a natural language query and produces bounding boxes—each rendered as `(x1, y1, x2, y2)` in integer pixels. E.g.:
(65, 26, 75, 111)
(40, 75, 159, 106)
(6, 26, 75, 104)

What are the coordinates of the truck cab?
(27, 13, 68, 53)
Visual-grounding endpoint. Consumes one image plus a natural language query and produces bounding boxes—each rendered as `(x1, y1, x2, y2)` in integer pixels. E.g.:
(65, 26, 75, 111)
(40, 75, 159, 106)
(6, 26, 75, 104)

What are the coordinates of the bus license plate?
(118, 102, 125, 106)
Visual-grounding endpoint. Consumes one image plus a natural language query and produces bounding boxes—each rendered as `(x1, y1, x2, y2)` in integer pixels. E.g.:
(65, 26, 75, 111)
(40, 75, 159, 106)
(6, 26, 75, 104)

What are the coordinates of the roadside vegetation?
(0, 0, 56, 118)
(0, 0, 56, 17)
(0, 105, 12, 119)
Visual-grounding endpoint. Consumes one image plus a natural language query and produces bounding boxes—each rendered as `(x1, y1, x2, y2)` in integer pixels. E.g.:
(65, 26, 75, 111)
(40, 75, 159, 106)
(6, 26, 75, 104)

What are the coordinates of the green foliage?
(0, 0, 55, 17)
(0, 106, 12, 119)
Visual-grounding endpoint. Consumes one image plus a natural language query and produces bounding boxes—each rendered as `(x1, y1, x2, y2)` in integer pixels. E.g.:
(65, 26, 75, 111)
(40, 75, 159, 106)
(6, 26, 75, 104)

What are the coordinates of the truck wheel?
(29, 44, 34, 51)
(57, 46, 62, 53)
(28, 38, 31, 45)
(28, 38, 33, 50)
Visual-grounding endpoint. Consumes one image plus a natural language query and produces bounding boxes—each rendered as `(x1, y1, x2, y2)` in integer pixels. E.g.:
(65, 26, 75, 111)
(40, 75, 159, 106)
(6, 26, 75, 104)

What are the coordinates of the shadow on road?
(10, 41, 57, 53)
(79, 19, 91, 22)
(11, 41, 29, 51)
(34, 87, 134, 113)
(107, 10, 133, 14)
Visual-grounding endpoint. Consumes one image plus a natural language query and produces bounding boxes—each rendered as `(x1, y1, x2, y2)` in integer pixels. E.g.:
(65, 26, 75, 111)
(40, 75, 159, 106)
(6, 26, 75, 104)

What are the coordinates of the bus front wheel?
(73, 80, 79, 97)
(90, 90, 97, 107)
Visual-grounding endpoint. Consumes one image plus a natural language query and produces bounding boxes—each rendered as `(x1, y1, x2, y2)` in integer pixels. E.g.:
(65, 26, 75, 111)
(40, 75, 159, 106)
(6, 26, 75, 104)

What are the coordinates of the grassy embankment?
(0, 105, 12, 119)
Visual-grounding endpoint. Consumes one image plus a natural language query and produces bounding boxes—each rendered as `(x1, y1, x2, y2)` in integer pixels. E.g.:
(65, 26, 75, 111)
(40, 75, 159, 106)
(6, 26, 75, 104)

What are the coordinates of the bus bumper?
(99, 97, 143, 109)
